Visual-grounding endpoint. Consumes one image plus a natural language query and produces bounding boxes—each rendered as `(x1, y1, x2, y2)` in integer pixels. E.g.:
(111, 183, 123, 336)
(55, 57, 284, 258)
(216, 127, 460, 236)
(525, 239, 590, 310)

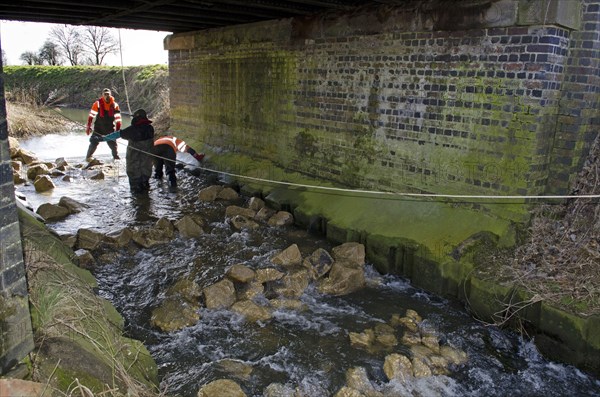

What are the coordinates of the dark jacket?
(119, 116, 154, 141)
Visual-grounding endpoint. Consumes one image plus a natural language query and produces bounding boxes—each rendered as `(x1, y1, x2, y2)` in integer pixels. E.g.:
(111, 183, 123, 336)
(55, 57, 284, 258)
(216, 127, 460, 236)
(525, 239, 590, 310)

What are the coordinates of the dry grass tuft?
(7, 102, 78, 138)
(489, 131, 600, 317)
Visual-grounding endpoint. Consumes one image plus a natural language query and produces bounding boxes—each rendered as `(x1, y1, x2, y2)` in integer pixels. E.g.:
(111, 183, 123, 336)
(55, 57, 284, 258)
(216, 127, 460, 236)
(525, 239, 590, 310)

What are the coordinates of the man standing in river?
(101, 109, 155, 194)
(85, 88, 122, 161)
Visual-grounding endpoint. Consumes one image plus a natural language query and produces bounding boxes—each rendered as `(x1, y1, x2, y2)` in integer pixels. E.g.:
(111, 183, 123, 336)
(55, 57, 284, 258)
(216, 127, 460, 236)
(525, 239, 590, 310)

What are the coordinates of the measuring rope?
(47, 107, 600, 202)
(118, 29, 133, 116)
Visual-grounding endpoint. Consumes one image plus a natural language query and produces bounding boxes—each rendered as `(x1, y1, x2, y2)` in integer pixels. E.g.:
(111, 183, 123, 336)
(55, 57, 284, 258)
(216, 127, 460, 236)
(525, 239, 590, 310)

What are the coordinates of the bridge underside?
(0, 0, 393, 33)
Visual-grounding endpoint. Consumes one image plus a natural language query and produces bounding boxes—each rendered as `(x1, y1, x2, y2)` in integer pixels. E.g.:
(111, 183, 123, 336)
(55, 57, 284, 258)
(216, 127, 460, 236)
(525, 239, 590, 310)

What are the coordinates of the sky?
(0, 20, 171, 66)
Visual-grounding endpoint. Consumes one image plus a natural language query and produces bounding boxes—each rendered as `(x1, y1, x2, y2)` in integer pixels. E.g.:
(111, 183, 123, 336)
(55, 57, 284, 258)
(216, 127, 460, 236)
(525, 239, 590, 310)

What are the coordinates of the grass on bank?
(20, 213, 161, 397)
(4, 64, 171, 137)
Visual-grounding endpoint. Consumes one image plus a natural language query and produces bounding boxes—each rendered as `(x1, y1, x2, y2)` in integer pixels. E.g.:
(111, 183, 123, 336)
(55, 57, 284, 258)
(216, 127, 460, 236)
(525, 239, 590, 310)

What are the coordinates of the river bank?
(8, 206, 159, 396)
(4, 65, 170, 137)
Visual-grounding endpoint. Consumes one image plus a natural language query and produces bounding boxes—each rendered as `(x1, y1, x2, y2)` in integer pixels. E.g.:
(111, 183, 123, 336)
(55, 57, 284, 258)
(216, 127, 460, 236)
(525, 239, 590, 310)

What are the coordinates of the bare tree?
(1, 49, 7, 66)
(19, 51, 42, 65)
(49, 25, 84, 66)
(80, 26, 119, 65)
(39, 40, 62, 65)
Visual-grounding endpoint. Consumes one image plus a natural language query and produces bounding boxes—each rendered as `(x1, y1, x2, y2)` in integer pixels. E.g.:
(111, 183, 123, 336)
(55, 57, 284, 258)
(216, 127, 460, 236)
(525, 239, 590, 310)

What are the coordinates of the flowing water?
(15, 130, 600, 397)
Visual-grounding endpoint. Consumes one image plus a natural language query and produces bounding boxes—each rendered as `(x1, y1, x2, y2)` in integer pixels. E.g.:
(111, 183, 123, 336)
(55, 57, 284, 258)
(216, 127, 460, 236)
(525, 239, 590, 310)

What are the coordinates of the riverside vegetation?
(2, 65, 599, 393)
(4, 65, 170, 137)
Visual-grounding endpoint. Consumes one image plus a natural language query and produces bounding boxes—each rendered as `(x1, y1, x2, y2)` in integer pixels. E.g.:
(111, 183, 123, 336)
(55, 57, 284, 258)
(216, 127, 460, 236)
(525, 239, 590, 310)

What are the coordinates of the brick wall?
(0, 57, 34, 373)
(167, 0, 598, 222)
(549, 0, 600, 193)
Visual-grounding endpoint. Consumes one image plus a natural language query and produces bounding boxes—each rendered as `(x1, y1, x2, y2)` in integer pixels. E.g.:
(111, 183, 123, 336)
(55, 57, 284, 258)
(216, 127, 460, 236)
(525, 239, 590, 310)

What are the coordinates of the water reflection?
(21, 131, 128, 164)
(15, 133, 600, 397)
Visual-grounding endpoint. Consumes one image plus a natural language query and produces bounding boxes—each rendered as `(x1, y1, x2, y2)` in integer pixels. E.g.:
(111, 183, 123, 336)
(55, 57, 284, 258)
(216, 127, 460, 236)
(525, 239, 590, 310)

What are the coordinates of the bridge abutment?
(166, 0, 597, 209)
(0, 60, 34, 374)
(165, 0, 600, 375)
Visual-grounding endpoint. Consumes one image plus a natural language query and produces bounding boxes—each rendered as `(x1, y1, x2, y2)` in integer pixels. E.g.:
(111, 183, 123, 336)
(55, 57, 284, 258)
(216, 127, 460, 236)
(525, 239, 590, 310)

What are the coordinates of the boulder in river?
(198, 379, 247, 397)
(15, 148, 39, 165)
(237, 281, 264, 301)
(255, 268, 284, 283)
(150, 296, 200, 332)
(89, 170, 105, 180)
(167, 278, 202, 304)
(203, 279, 236, 310)
(248, 197, 265, 212)
(175, 215, 204, 238)
(131, 227, 172, 248)
(214, 359, 253, 381)
(231, 300, 272, 322)
(74, 249, 95, 270)
(13, 171, 26, 185)
(55, 157, 69, 170)
(230, 215, 260, 230)
(383, 353, 413, 381)
(273, 268, 310, 299)
(58, 196, 89, 213)
(267, 211, 294, 227)
(103, 227, 133, 247)
(33, 175, 55, 192)
(8, 136, 20, 157)
(225, 205, 256, 219)
(255, 206, 276, 222)
(77, 228, 105, 251)
(155, 217, 175, 239)
(302, 248, 334, 279)
(216, 187, 239, 201)
(344, 366, 382, 397)
(198, 185, 223, 201)
(318, 259, 365, 296)
(36, 203, 70, 222)
(331, 242, 366, 266)
(270, 244, 302, 267)
(226, 264, 256, 283)
(27, 163, 50, 181)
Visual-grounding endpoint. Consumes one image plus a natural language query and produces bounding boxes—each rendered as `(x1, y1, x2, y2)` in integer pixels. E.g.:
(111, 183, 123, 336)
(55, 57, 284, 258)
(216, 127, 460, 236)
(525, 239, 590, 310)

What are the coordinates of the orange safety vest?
(87, 96, 122, 131)
(154, 136, 189, 153)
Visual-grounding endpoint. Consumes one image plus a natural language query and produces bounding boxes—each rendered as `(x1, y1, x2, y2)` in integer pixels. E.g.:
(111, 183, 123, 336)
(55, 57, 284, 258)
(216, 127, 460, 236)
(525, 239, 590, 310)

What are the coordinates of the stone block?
(518, 0, 581, 29)
(0, 295, 34, 373)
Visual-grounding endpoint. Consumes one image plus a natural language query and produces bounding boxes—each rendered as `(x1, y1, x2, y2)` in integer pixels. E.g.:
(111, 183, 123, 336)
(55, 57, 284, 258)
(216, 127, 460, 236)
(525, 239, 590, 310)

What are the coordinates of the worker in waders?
(153, 135, 204, 188)
(101, 109, 155, 194)
(85, 88, 122, 161)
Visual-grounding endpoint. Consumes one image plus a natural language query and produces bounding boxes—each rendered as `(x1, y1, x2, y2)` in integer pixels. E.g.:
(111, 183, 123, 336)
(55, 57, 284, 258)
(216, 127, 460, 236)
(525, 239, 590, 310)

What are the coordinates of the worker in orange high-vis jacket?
(152, 135, 204, 188)
(85, 88, 122, 161)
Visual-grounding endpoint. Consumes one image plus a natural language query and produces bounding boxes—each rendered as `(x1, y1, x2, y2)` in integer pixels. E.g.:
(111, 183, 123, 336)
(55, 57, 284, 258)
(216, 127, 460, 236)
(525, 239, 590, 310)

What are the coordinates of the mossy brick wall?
(166, 0, 597, 223)
(0, 62, 34, 373)
(548, 0, 600, 194)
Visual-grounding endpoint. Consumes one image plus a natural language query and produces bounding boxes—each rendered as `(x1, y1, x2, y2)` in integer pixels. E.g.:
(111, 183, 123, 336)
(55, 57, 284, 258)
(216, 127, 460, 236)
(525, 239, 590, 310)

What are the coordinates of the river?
(15, 129, 600, 397)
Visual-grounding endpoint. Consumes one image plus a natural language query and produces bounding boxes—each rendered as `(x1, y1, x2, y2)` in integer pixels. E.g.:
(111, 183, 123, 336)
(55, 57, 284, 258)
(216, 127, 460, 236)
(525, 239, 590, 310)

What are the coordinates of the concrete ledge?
(466, 274, 599, 375)
(518, 0, 581, 30)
